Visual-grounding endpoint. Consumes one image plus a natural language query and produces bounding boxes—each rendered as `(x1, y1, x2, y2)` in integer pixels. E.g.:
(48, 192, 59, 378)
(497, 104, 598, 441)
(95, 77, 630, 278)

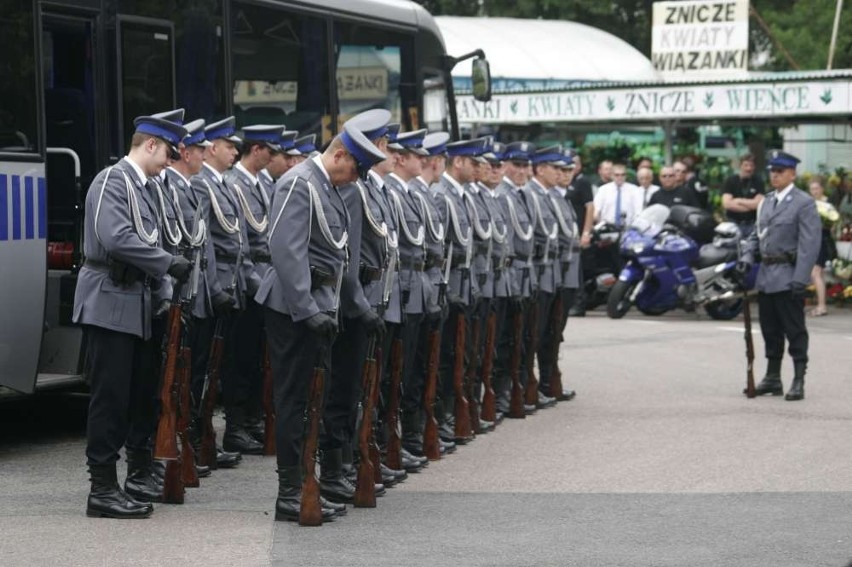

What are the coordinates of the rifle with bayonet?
(198, 317, 225, 470)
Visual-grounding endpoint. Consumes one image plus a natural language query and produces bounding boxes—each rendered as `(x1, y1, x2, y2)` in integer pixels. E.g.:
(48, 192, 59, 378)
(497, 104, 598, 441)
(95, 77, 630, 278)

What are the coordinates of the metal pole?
(663, 121, 674, 164)
(827, 0, 844, 70)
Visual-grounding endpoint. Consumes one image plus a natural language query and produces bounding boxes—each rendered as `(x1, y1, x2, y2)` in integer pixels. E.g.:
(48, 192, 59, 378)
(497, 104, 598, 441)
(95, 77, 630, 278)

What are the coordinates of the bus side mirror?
(472, 57, 491, 102)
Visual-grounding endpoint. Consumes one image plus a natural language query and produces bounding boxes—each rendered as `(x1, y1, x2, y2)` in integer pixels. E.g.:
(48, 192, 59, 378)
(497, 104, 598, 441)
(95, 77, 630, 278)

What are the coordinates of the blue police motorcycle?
(606, 205, 757, 320)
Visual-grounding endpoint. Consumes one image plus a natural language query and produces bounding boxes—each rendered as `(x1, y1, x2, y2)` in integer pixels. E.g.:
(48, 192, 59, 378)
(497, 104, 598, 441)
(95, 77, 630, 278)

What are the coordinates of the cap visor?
(198, 139, 213, 148)
(286, 149, 302, 156)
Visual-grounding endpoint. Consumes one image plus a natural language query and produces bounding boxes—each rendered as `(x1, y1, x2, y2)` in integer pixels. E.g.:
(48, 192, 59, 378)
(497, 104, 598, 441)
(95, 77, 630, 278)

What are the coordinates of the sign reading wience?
(652, 0, 749, 76)
(455, 79, 852, 124)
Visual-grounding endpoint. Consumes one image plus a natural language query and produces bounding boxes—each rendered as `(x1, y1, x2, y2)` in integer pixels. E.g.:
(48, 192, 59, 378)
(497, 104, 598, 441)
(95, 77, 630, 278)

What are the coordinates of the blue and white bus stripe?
(0, 174, 47, 242)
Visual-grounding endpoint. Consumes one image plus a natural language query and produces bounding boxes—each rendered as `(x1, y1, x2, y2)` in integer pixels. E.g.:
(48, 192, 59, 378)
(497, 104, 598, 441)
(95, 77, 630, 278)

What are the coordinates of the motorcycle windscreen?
(0, 163, 47, 393)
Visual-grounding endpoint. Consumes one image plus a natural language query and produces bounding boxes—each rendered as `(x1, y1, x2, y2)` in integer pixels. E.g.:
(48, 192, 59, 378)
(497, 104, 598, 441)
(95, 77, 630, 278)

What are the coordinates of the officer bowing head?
(766, 149, 800, 191)
(174, 118, 207, 177)
(203, 116, 240, 174)
(240, 124, 284, 172)
(131, 115, 187, 176)
(336, 109, 391, 183)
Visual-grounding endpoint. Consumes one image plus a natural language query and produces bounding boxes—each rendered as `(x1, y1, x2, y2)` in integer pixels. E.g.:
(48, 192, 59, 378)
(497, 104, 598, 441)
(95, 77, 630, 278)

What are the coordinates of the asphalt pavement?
(2, 304, 852, 566)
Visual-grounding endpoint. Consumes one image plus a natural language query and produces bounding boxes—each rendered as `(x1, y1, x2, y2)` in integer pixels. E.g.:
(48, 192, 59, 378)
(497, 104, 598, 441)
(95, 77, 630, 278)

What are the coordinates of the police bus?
(0, 0, 490, 395)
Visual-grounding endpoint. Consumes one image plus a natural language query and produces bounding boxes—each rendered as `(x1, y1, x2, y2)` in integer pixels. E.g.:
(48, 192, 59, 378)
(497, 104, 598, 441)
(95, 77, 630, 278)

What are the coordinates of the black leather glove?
(790, 281, 808, 299)
(153, 299, 171, 319)
(359, 309, 385, 338)
(212, 291, 235, 317)
(246, 275, 261, 298)
(167, 255, 192, 284)
(304, 312, 338, 342)
(426, 308, 443, 323)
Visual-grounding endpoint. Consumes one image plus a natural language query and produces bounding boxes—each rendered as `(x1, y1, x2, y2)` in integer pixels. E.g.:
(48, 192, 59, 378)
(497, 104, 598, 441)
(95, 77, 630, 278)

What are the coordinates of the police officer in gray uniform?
(524, 146, 564, 409)
(321, 110, 392, 502)
(224, 124, 283, 453)
(493, 141, 536, 417)
(433, 137, 488, 442)
(74, 115, 192, 519)
(739, 150, 820, 401)
(258, 114, 386, 522)
(259, 130, 297, 199)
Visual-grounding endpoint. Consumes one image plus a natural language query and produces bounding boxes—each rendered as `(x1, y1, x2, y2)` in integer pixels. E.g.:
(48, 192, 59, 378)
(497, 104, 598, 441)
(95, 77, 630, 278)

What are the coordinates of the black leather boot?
(274, 466, 338, 522)
(124, 449, 163, 503)
(243, 417, 266, 444)
(223, 422, 264, 455)
(319, 449, 355, 503)
(785, 361, 805, 401)
(746, 358, 784, 396)
(87, 464, 153, 519)
(401, 410, 424, 457)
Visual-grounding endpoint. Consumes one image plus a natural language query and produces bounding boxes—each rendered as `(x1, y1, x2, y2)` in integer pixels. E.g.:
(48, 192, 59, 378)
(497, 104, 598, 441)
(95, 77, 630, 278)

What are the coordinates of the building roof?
(435, 16, 660, 91)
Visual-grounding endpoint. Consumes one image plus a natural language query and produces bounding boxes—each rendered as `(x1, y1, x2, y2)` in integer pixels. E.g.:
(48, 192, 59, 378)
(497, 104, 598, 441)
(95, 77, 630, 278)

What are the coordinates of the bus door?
(38, 10, 102, 383)
(0, 0, 46, 393)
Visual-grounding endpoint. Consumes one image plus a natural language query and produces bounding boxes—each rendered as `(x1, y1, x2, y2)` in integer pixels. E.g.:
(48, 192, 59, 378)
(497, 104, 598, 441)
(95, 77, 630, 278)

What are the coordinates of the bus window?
(0, 0, 39, 153)
(174, 1, 227, 121)
(333, 23, 417, 132)
(423, 72, 448, 132)
(118, 17, 176, 149)
(230, 2, 329, 142)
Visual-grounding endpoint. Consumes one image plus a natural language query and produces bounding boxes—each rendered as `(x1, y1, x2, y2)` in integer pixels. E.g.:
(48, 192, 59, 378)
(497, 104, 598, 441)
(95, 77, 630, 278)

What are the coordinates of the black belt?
(251, 252, 271, 263)
(425, 255, 443, 270)
(216, 253, 239, 264)
(400, 259, 425, 272)
(359, 265, 383, 284)
(84, 258, 149, 287)
(310, 266, 336, 290)
(762, 253, 796, 265)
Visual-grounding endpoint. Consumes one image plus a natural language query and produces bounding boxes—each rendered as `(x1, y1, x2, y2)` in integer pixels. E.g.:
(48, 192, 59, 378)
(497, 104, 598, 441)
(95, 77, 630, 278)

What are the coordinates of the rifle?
(300, 347, 326, 526)
(354, 336, 379, 508)
(262, 341, 276, 456)
(385, 338, 404, 470)
(422, 328, 442, 460)
(198, 317, 226, 469)
(452, 310, 473, 441)
(524, 297, 540, 407)
(466, 313, 482, 434)
(743, 292, 756, 398)
(480, 309, 498, 422)
(508, 305, 526, 419)
(177, 343, 199, 489)
(548, 292, 565, 400)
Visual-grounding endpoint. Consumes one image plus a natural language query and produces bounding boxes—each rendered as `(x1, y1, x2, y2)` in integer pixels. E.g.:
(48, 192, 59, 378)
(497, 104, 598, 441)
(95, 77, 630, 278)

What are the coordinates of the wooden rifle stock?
(453, 310, 473, 440)
(508, 306, 525, 419)
(300, 353, 326, 526)
(548, 294, 565, 400)
(744, 293, 756, 398)
(385, 338, 404, 470)
(178, 345, 199, 488)
(199, 318, 226, 469)
(422, 329, 442, 460)
(153, 296, 183, 461)
(370, 345, 383, 484)
(354, 337, 378, 508)
(262, 341, 276, 456)
(480, 311, 497, 422)
(524, 298, 540, 406)
(466, 315, 482, 434)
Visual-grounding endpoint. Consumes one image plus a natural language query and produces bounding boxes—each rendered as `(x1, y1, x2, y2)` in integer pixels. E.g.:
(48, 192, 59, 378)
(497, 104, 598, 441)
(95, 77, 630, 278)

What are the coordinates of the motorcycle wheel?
(607, 280, 636, 319)
(704, 298, 744, 320)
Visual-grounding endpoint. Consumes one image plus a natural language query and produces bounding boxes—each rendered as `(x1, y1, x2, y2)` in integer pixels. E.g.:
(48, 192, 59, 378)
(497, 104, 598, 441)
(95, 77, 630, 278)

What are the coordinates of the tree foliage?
(415, 0, 852, 71)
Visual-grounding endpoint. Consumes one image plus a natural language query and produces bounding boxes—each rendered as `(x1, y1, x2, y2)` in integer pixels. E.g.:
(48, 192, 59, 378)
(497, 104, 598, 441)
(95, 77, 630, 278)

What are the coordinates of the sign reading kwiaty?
(651, 0, 749, 76)
(454, 79, 852, 124)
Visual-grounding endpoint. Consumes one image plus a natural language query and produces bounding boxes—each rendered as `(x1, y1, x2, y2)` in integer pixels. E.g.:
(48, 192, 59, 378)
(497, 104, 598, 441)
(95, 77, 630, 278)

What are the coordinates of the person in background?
(722, 153, 765, 237)
(808, 177, 838, 317)
(594, 163, 642, 227)
(636, 166, 659, 207)
(591, 159, 613, 194)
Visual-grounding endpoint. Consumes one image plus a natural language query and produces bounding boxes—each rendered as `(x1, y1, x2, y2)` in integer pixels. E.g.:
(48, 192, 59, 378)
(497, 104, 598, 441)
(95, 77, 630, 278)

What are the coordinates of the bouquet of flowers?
(816, 200, 840, 229)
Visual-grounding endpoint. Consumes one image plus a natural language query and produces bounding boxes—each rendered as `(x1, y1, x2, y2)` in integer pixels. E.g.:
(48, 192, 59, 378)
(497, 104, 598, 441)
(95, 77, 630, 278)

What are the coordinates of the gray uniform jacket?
(523, 178, 560, 294)
(495, 178, 535, 298)
(480, 184, 513, 299)
(338, 177, 395, 320)
(549, 187, 580, 289)
(73, 157, 173, 339)
(743, 185, 820, 294)
(435, 173, 479, 305)
(259, 169, 275, 202)
(225, 163, 271, 284)
(256, 157, 349, 322)
(384, 172, 431, 317)
(193, 163, 257, 310)
(464, 183, 495, 299)
(166, 167, 222, 319)
(411, 176, 445, 314)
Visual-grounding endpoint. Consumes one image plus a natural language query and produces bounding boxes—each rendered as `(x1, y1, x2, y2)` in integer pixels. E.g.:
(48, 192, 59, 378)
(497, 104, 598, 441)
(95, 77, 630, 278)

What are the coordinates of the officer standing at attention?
(224, 124, 283, 453)
(74, 115, 191, 519)
(738, 150, 820, 401)
(257, 113, 386, 522)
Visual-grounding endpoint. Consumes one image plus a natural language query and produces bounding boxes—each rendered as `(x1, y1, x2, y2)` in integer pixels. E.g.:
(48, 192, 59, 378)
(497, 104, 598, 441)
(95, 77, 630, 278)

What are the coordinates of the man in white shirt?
(593, 163, 643, 227)
(637, 166, 659, 208)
